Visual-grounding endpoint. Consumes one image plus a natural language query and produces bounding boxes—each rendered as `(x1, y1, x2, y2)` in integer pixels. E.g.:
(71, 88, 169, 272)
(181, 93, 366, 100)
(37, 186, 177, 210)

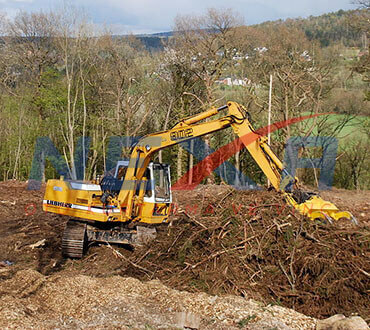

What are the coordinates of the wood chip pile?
(119, 187, 369, 321)
(0, 269, 316, 329)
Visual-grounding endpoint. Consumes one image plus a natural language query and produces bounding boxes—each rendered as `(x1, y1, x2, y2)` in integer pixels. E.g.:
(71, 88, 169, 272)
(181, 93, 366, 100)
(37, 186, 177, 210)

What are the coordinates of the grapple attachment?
(285, 193, 358, 225)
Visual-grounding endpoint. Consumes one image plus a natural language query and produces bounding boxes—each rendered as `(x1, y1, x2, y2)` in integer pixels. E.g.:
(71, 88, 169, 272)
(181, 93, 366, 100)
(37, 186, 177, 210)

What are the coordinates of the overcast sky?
(0, 0, 358, 34)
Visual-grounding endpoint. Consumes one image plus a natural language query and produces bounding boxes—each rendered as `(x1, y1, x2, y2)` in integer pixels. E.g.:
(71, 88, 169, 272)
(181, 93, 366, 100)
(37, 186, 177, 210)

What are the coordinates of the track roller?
(62, 220, 88, 258)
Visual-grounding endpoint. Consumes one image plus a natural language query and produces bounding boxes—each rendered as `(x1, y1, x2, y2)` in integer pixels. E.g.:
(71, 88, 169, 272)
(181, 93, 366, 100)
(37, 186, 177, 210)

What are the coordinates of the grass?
(294, 113, 369, 146)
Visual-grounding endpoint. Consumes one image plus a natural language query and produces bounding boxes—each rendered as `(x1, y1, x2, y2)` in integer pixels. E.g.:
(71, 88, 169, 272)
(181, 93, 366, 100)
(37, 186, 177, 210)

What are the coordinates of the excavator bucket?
(286, 194, 358, 225)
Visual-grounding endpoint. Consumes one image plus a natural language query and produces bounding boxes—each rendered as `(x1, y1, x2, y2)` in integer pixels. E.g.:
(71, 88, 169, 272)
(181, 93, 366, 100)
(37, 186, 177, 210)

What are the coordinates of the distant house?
(301, 50, 312, 61)
(215, 77, 251, 86)
(254, 47, 268, 54)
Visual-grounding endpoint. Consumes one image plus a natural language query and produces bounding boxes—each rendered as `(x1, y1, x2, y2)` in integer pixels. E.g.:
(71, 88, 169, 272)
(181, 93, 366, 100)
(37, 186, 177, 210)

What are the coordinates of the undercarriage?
(61, 219, 157, 258)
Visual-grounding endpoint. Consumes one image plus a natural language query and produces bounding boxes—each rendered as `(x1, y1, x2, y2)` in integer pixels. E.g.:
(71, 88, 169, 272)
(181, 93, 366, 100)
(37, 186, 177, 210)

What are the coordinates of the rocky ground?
(0, 181, 369, 329)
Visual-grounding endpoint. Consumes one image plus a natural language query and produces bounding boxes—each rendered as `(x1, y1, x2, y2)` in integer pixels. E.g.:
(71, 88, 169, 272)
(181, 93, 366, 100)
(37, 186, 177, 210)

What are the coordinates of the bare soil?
(0, 181, 369, 328)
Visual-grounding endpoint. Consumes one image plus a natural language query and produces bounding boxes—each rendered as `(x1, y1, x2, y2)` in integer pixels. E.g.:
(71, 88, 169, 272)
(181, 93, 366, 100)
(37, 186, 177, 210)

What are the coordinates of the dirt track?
(0, 181, 369, 328)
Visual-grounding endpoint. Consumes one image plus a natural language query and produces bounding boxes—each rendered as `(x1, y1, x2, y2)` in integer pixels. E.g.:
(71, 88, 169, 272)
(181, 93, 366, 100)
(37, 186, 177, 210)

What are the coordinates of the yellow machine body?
(43, 162, 172, 225)
(285, 194, 356, 223)
(43, 180, 170, 224)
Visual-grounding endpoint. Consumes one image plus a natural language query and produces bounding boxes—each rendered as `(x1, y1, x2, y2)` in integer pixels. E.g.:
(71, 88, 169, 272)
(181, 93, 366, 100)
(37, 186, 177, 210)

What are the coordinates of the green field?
(301, 113, 369, 145)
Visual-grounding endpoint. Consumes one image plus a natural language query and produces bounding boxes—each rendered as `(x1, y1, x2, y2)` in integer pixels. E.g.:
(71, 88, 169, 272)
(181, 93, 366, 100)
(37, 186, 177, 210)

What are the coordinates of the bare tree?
(349, 1, 370, 100)
(2, 11, 59, 119)
(241, 24, 336, 142)
(0, 11, 61, 180)
(171, 8, 244, 182)
(90, 35, 154, 160)
(52, 7, 97, 180)
(352, 0, 370, 8)
(173, 8, 244, 103)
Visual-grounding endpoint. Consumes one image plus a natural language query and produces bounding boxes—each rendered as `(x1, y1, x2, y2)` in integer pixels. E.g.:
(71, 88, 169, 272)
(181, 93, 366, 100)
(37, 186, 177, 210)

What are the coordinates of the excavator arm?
(119, 101, 357, 224)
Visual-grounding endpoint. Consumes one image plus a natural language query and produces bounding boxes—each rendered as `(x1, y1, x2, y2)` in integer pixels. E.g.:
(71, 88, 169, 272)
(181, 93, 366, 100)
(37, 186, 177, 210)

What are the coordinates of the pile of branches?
(119, 189, 369, 320)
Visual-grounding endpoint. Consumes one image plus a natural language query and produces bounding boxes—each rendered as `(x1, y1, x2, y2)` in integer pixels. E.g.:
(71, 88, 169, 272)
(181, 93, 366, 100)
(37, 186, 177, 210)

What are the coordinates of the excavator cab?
(146, 163, 172, 202)
(138, 162, 172, 222)
(111, 160, 172, 204)
(100, 161, 172, 221)
(99, 161, 172, 204)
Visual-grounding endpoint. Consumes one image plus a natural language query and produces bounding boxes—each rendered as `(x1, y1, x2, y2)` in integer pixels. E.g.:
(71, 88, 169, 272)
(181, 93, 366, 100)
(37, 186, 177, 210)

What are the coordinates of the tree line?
(0, 5, 369, 190)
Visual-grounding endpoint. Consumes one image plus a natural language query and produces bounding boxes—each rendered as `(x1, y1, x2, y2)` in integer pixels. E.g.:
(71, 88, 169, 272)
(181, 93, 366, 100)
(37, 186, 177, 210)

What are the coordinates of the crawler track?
(61, 220, 87, 258)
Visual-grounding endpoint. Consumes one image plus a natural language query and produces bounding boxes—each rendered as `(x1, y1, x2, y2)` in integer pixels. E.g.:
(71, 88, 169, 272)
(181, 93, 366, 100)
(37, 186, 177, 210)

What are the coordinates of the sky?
(0, 0, 358, 34)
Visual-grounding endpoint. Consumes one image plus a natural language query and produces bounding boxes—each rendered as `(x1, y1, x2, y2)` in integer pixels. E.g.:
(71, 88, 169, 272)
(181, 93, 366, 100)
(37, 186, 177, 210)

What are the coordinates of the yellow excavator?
(43, 101, 357, 258)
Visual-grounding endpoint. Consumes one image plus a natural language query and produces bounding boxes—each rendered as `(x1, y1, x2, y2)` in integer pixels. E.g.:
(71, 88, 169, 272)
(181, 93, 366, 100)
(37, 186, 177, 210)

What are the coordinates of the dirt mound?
(0, 181, 369, 326)
(0, 269, 315, 329)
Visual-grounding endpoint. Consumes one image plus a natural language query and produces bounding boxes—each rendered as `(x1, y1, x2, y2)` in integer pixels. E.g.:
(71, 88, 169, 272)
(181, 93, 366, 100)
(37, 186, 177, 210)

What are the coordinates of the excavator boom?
(120, 101, 356, 224)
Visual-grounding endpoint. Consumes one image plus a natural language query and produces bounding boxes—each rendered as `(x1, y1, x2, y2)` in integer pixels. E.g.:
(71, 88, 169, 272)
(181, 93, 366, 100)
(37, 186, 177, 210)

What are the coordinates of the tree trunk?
(234, 150, 240, 186)
(188, 139, 194, 184)
(285, 88, 291, 140)
(204, 136, 214, 184)
(159, 101, 173, 163)
(177, 146, 183, 181)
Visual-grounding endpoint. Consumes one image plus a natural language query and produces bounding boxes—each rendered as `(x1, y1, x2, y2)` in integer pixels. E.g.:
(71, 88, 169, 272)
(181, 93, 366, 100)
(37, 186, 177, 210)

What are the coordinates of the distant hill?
(127, 9, 365, 51)
(263, 9, 364, 47)
(150, 31, 174, 37)
(112, 33, 170, 51)
(136, 36, 167, 50)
